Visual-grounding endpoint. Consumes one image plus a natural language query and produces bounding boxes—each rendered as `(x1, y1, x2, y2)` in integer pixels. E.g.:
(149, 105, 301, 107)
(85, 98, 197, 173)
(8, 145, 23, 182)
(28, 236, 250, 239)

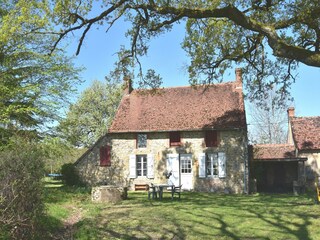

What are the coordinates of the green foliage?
(0, 137, 46, 239)
(0, 1, 82, 141)
(41, 0, 320, 104)
(41, 137, 87, 173)
(60, 163, 83, 187)
(4, 1, 318, 105)
(58, 79, 122, 147)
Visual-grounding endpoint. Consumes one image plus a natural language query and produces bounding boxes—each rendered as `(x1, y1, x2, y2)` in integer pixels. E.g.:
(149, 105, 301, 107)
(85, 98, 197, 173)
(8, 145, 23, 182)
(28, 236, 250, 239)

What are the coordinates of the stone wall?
(75, 129, 249, 194)
(298, 152, 320, 185)
(91, 186, 127, 203)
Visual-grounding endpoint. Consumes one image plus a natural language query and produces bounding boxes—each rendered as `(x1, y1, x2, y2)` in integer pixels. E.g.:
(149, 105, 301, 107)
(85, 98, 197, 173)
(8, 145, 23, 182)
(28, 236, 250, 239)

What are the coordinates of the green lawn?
(43, 180, 320, 240)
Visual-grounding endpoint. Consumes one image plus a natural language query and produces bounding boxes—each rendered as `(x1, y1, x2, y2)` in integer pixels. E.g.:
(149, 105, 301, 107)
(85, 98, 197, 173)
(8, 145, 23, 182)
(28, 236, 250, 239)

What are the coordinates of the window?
(99, 145, 111, 166)
(205, 131, 218, 147)
(198, 152, 226, 178)
(137, 133, 147, 148)
(170, 132, 181, 146)
(181, 156, 192, 173)
(129, 154, 154, 178)
(136, 155, 147, 176)
(206, 153, 218, 177)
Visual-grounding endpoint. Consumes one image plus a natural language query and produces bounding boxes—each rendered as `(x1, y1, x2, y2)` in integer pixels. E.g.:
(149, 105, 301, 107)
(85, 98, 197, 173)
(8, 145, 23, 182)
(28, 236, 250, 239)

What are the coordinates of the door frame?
(180, 153, 193, 190)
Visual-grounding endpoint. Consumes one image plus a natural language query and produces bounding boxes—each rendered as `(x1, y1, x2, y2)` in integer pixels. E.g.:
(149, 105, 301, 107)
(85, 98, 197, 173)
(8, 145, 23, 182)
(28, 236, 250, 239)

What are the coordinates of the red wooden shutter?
(170, 132, 181, 146)
(100, 146, 111, 166)
(205, 131, 218, 147)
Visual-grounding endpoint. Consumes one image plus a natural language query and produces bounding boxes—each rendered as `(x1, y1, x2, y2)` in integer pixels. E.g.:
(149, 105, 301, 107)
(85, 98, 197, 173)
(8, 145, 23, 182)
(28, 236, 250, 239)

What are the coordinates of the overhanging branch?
(142, 4, 320, 67)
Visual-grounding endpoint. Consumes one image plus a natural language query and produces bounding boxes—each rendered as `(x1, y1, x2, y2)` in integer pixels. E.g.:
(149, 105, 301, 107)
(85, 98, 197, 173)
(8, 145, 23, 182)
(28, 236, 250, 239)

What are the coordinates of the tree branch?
(51, 1, 320, 67)
(141, 4, 320, 67)
(50, 0, 129, 55)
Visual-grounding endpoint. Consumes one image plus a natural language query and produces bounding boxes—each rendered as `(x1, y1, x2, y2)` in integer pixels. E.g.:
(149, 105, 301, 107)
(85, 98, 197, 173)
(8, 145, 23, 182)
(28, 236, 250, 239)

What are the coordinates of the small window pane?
(137, 134, 147, 148)
(181, 158, 192, 174)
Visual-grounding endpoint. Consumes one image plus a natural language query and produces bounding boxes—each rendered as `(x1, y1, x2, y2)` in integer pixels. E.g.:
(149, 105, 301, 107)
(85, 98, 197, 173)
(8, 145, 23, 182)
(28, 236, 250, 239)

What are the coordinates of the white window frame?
(198, 152, 226, 179)
(206, 153, 219, 178)
(181, 156, 192, 174)
(136, 154, 147, 177)
(129, 154, 154, 179)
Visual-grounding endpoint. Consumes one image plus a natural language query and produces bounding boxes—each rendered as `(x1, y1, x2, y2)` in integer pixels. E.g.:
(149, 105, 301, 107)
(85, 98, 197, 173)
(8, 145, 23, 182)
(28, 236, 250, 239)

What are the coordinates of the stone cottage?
(75, 69, 249, 194)
(250, 107, 320, 192)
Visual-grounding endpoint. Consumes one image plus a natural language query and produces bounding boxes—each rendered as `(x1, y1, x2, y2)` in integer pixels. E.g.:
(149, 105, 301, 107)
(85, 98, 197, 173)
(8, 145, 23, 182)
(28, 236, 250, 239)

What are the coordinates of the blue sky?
(68, 20, 320, 118)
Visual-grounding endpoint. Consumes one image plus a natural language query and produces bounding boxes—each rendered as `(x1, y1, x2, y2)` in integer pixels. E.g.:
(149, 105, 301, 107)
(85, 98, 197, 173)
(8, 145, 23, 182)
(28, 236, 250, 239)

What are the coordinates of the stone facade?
(299, 152, 320, 182)
(75, 129, 249, 194)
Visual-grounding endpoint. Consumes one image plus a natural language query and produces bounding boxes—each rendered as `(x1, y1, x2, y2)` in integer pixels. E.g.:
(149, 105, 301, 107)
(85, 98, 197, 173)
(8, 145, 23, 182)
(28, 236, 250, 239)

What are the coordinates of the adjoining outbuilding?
(250, 144, 307, 193)
(250, 107, 320, 193)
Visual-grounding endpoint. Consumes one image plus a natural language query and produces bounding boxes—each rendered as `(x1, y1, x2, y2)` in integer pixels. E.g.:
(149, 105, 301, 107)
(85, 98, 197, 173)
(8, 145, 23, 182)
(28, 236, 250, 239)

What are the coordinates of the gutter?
(109, 127, 247, 134)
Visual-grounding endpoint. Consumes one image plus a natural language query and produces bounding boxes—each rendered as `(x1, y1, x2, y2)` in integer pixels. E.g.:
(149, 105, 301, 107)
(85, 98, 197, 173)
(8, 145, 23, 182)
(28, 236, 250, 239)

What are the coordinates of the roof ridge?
(131, 81, 236, 92)
(254, 144, 295, 147)
(292, 116, 320, 119)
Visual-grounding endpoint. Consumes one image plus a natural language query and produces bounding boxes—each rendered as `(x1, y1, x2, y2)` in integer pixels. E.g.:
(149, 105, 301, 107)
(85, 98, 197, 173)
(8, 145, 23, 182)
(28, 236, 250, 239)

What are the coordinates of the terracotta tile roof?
(252, 144, 296, 160)
(291, 116, 320, 150)
(109, 82, 246, 132)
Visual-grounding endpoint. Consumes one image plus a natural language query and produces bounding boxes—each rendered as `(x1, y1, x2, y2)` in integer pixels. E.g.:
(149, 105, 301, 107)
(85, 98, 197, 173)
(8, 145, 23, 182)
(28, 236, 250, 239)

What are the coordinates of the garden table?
(152, 184, 174, 200)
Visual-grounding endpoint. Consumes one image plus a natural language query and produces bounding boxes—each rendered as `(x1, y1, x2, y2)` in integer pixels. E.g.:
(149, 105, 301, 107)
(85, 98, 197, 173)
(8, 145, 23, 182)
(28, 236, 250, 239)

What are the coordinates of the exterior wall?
(75, 129, 248, 194)
(298, 151, 320, 183)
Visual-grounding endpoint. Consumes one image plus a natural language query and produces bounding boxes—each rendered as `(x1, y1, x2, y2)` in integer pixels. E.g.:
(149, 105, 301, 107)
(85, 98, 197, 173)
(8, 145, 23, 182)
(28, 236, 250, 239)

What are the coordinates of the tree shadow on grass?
(44, 191, 320, 239)
(139, 192, 317, 239)
(178, 192, 318, 239)
(74, 216, 187, 240)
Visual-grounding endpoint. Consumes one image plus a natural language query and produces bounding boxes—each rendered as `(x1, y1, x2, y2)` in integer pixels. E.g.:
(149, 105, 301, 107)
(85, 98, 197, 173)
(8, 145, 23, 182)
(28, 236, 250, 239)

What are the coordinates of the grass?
(43, 179, 320, 240)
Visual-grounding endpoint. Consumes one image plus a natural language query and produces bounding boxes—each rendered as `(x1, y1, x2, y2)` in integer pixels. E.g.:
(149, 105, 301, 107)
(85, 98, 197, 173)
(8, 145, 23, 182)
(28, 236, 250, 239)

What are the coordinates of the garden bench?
(134, 184, 149, 191)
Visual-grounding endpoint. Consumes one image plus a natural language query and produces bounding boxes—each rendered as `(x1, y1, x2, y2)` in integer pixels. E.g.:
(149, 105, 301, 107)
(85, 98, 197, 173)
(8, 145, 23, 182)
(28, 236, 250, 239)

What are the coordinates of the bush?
(0, 138, 45, 239)
(60, 163, 83, 186)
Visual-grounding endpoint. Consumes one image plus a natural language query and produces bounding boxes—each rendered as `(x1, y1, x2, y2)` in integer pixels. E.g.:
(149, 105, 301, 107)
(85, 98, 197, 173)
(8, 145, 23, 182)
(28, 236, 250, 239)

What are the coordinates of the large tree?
(0, 1, 81, 141)
(247, 87, 292, 144)
(58, 79, 123, 147)
(41, 0, 320, 101)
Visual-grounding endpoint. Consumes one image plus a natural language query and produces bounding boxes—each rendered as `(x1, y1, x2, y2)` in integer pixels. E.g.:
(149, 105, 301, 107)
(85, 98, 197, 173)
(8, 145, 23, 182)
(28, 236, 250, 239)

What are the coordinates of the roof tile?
(291, 116, 320, 150)
(252, 144, 296, 160)
(109, 82, 246, 132)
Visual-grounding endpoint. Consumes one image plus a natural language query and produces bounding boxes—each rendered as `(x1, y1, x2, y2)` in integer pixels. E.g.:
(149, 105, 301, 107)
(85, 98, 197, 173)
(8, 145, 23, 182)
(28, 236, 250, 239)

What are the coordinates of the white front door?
(180, 154, 193, 190)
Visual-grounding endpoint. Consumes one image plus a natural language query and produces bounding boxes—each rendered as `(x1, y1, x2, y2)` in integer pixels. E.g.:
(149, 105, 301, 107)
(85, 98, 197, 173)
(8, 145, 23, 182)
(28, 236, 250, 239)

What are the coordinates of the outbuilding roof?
(291, 116, 320, 150)
(252, 144, 297, 161)
(109, 80, 246, 133)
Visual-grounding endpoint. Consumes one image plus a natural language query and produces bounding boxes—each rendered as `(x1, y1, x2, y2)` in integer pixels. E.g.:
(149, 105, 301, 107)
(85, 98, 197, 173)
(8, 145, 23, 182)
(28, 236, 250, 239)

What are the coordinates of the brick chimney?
(287, 107, 295, 118)
(235, 68, 243, 90)
(123, 76, 133, 94)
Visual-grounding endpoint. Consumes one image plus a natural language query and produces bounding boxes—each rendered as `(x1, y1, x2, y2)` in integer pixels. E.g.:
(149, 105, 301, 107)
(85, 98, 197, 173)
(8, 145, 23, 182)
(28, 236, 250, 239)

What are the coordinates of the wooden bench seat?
(134, 184, 149, 191)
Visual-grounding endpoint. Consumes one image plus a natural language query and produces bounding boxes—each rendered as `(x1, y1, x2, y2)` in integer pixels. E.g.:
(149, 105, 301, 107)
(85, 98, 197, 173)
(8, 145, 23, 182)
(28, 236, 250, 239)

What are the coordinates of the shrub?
(60, 163, 83, 186)
(0, 138, 45, 239)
